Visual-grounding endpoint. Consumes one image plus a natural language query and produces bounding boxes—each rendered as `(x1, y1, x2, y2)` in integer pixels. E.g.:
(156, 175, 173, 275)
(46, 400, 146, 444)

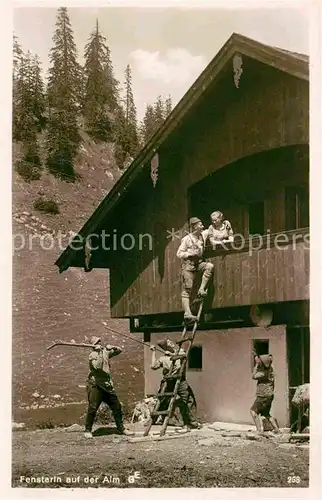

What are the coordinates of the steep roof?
(56, 33, 309, 273)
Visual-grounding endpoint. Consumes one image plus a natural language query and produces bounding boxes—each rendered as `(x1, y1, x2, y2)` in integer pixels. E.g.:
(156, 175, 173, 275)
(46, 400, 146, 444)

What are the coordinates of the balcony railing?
(205, 227, 309, 308)
(204, 227, 309, 258)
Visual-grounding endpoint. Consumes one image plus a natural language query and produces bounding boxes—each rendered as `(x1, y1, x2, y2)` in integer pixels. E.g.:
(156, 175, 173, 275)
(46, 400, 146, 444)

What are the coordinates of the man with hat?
(250, 353, 280, 433)
(84, 336, 134, 438)
(176, 217, 214, 322)
(150, 337, 201, 430)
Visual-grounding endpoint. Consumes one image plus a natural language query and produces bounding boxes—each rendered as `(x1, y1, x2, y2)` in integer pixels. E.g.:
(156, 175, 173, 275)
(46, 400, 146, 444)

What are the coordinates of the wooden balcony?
(205, 227, 309, 309)
(111, 228, 309, 320)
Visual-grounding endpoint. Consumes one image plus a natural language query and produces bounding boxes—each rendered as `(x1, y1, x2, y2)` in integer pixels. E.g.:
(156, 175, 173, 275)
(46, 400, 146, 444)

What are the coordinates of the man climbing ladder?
(143, 217, 214, 437)
(176, 217, 214, 323)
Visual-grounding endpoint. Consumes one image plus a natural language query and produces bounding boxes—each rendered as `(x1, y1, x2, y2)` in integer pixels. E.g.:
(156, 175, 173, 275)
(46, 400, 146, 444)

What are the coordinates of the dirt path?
(12, 425, 309, 488)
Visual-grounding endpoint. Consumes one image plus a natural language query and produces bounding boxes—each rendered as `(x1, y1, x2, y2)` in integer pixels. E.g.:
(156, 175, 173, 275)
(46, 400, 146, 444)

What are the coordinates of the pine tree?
(12, 40, 43, 181)
(123, 65, 139, 157)
(139, 94, 173, 147)
(83, 19, 118, 140)
(124, 65, 135, 123)
(113, 105, 127, 169)
(46, 7, 81, 180)
(30, 54, 46, 131)
(165, 95, 172, 117)
(114, 64, 139, 169)
(13, 35, 23, 82)
(12, 34, 24, 133)
(47, 8, 81, 112)
(12, 45, 35, 142)
(102, 38, 119, 113)
(16, 51, 46, 134)
(12, 46, 27, 142)
(140, 104, 155, 144)
(153, 95, 165, 129)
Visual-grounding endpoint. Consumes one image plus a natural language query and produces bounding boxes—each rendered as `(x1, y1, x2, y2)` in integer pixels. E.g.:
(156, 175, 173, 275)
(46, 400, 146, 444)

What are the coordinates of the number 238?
(287, 475, 301, 484)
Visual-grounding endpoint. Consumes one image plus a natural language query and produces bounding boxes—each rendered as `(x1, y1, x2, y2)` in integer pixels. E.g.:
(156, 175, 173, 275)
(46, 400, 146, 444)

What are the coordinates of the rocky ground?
(12, 422, 309, 489)
(12, 134, 145, 418)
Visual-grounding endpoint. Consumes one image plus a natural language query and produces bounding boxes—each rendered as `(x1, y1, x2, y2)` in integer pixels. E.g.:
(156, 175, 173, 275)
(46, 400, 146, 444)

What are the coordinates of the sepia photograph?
(11, 2, 314, 491)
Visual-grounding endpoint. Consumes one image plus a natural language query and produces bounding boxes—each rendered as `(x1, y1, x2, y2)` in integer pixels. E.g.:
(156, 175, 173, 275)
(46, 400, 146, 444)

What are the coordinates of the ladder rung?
(170, 354, 186, 360)
(176, 336, 193, 345)
(164, 374, 182, 380)
(146, 392, 175, 397)
(152, 410, 170, 416)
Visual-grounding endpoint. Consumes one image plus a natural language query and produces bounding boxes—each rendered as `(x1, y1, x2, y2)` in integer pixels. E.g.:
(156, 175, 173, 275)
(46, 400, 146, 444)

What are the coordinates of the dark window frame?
(248, 201, 265, 236)
(187, 345, 203, 371)
(285, 185, 309, 231)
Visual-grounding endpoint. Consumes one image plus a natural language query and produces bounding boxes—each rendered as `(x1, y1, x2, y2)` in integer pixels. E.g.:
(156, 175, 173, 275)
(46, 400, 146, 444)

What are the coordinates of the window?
(248, 201, 265, 236)
(252, 339, 269, 367)
(188, 345, 202, 370)
(285, 185, 309, 230)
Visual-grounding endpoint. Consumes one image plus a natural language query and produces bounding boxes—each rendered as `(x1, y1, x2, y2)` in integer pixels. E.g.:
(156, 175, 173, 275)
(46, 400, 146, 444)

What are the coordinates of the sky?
(13, 6, 309, 120)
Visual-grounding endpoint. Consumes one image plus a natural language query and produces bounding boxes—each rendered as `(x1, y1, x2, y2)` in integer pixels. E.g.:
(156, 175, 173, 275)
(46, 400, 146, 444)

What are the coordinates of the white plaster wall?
(144, 325, 289, 426)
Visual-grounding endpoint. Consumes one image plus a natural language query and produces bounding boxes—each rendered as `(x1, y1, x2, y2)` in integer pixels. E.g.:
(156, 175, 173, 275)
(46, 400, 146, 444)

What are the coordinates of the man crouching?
(84, 336, 134, 438)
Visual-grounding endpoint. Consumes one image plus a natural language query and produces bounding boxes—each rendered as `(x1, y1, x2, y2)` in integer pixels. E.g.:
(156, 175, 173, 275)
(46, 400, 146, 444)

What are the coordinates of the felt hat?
(90, 336, 101, 345)
(157, 338, 175, 353)
(189, 217, 202, 226)
(157, 339, 169, 351)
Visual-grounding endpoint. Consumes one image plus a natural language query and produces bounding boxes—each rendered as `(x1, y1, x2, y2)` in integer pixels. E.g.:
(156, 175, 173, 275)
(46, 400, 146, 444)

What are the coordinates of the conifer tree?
(140, 104, 155, 144)
(165, 95, 172, 117)
(83, 19, 118, 140)
(30, 54, 46, 131)
(114, 64, 139, 169)
(139, 93, 173, 146)
(153, 95, 165, 129)
(16, 51, 46, 134)
(12, 39, 43, 181)
(13, 35, 23, 82)
(12, 45, 27, 142)
(113, 105, 127, 169)
(123, 65, 139, 155)
(102, 40, 119, 113)
(124, 65, 136, 124)
(46, 7, 81, 180)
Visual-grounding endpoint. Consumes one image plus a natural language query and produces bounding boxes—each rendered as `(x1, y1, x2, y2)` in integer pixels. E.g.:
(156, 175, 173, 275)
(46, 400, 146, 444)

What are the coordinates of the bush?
(15, 137, 43, 182)
(33, 198, 60, 215)
(15, 160, 42, 182)
(36, 419, 55, 429)
(47, 149, 77, 182)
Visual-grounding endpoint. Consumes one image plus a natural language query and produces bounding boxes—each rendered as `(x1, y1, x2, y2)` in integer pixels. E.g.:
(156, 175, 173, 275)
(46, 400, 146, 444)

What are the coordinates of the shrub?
(15, 160, 42, 182)
(15, 138, 43, 182)
(36, 419, 55, 429)
(33, 198, 60, 215)
(47, 149, 76, 182)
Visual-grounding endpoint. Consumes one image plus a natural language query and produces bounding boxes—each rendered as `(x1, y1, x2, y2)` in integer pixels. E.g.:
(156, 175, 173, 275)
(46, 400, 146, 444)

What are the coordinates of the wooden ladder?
(144, 300, 204, 437)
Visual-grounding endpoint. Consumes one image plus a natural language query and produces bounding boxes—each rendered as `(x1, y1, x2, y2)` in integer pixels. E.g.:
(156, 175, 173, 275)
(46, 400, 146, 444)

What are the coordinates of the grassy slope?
(12, 133, 144, 425)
